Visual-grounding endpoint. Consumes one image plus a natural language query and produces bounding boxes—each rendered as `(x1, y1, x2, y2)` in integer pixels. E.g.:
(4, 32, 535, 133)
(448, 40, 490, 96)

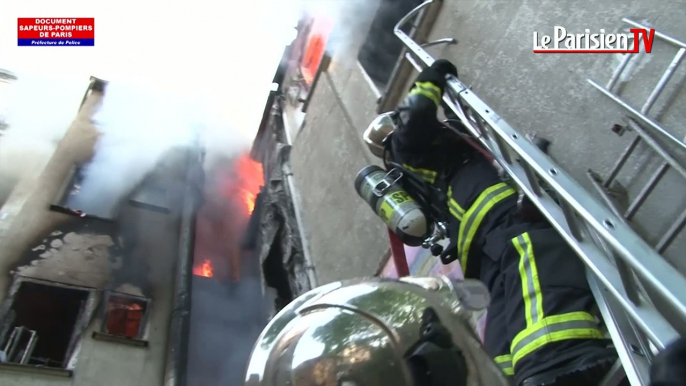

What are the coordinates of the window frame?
(0, 277, 97, 375)
(355, 0, 445, 114)
(92, 291, 150, 347)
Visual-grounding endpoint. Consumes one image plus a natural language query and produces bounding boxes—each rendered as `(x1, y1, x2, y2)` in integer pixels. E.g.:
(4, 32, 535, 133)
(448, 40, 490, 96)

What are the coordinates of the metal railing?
(587, 19, 686, 254)
(393, 2, 685, 384)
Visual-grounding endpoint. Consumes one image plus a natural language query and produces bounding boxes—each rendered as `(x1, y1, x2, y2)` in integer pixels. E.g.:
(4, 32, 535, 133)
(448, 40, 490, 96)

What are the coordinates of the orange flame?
(192, 152, 263, 280)
(244, 191, 257, 214)
(234, 154, 263, 215)
(193, 259, 214, 278)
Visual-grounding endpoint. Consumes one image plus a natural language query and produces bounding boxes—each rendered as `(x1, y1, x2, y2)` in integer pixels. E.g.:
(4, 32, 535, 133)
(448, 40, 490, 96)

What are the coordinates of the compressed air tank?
(355, 165, 428, 246)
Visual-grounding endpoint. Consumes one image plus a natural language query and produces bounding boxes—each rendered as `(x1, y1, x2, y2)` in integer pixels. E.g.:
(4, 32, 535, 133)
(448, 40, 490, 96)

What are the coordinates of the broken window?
(0, 281, 90, 368)
(99, 293, 149, 340)
(357, 0, 423, 92)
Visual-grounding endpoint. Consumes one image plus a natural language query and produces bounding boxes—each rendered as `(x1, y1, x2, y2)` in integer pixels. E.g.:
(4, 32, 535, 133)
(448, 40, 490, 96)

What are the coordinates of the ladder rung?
(588, 272, 653, 385)
(492, 130, 512, 164)
(472, 113, 488, 139)
(586, 170, 642, 305)
(627, 119, 686, 180)
(560, 200, 583, 241)
(642, 48, 685, 113)
(588, 79, 686, 152)
(606, 52, 634, 91)
(656, 207, 686, 253)
(604, 136, 641, 188)
(521, 162, 543, 197)
(624, 162, 669, 220)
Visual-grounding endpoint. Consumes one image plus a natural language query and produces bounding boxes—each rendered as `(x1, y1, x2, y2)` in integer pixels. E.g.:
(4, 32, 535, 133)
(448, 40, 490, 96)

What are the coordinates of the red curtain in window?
(300, 17, 334, 85)
(106, 302, 144, 339)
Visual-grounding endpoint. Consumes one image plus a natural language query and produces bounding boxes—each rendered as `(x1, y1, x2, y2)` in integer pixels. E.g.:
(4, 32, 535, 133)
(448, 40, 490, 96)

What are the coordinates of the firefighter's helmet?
(363, 112, 396, 158)
(244, 276, 510, 386)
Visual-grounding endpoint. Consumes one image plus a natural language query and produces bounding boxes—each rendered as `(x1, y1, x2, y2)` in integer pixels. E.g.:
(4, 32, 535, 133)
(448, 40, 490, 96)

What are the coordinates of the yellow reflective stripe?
(408, 88, 441, 107)
(494, 355, 514, 376)
(449, 199, 465, 215)
(447, 186, 466, 220)
(513, 233, 544, 327)
(449, 199, 464, 219)
(510, 311, 603, 368)
(402, 163, 437, 184)
(458, 183, 516, 273)
(511, 311, 596, 350)
(415, 81, 442, 95)
(449, 207, 462, 221)
(512, 328, 604, 368)
(494, 354, 511, 364)
(408, 81, 442, 106)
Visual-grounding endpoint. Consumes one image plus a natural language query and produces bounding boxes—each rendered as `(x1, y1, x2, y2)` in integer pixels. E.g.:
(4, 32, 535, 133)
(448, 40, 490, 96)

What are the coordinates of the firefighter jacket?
(390, 70, 518, 279)
(389, 70, 609, 384)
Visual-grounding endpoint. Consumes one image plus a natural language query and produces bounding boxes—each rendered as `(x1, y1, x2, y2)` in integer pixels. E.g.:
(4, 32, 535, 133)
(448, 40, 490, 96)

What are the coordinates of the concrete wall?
(0, 93, 100, 297)
(288, 0, 392, 285)
(0, 91, 182, 386)
(288, 0, 686, 282)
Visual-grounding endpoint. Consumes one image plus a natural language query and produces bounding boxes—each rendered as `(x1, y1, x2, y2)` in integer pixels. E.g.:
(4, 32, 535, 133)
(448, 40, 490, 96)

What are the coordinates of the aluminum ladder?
(392, 2, 686, 384)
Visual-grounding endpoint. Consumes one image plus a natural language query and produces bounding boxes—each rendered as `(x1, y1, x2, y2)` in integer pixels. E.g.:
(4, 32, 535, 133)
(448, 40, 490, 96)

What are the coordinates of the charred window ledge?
(0, 362, 73, 378)
(91, 331, 149, 347)
(50, 165, 118, 221)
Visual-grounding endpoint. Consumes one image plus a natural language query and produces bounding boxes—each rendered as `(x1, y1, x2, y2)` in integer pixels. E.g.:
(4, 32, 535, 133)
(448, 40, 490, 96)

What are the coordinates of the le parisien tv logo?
(533, 26, 656, 53)
(18, 18, 94, 46)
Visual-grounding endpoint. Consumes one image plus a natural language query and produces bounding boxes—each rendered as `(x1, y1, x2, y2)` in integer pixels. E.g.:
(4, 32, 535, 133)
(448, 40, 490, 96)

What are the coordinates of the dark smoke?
(187, 272, 270, 386)
(187, 157, 270, 386)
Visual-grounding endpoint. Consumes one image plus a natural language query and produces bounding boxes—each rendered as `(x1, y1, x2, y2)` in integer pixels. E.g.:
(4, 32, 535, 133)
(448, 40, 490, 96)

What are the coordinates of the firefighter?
(363, 59, 616, 385)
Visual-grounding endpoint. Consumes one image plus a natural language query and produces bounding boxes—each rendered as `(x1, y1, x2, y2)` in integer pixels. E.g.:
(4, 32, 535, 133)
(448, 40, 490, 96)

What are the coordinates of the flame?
(193, 259, 214, 278)
(244, 191, 257, 214)
(233, 154, 263, 215)
(192, 152, 263, 280)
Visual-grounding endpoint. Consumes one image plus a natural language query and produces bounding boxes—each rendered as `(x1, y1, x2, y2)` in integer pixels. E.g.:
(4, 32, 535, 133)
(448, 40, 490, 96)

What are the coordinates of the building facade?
(0, 79, 200, 386)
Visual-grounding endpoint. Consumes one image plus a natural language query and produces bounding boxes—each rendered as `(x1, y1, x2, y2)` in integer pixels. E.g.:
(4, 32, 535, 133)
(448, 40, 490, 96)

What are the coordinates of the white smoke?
(0, 0, 299, 214)
(0, 71, 88, 207)
(296, 0, 385, 59)
(69, 81, 263, 217)
(65, 83, 196, 216)
(0, 0, 377, 213)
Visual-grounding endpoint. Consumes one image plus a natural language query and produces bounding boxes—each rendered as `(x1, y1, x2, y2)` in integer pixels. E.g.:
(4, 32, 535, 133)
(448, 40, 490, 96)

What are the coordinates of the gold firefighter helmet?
(363, 112, 397, 158)
(244, 276, 510, 386)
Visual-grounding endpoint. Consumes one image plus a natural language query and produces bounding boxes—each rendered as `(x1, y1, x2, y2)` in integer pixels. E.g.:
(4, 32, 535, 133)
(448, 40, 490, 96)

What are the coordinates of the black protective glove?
(431, 59, 458, 78)
(414, 59, 458, 93)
